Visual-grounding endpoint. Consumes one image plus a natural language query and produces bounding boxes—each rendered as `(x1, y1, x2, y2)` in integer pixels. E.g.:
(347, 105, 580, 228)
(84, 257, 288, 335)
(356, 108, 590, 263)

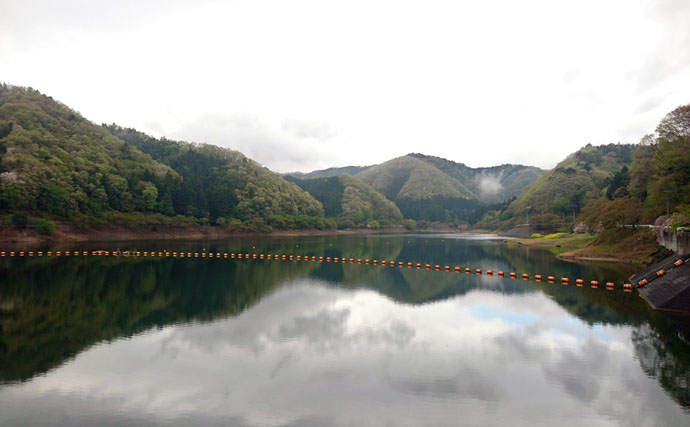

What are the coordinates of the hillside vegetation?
(484, 143, 636, 230)
(479, 101, 690, 252)
(408, 153, 545, 202)
(287, 174, 403, 228)
(0, 84, 325, 232)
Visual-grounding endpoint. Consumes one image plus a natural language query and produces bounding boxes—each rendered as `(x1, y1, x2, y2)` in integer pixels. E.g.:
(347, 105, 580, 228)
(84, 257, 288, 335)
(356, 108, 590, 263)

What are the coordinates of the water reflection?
(2, 283, 688, 426)
(0, 234, 689, 425)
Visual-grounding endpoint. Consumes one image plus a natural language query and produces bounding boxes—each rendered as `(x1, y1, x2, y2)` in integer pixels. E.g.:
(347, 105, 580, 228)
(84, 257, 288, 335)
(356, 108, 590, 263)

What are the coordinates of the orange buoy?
(194, 253, 199, 258)
(319, 256, 324, 261)
(476, 269, 482, 275)
(0, 251, 4, 257)
(357, 259, 362, 264)
(534, 275, 542, 281)
(350, 258, 355, 264)
(465, 268, 471, 274)
(606, 282, 615, 290)
(38, 251, 43, 256)
(425, 264, 431, 270)
(389, 260, 395, 267)
(398, 261, 404, 267)
(576, 279, 584, 287)
(509, 272, 517, 279)
(498, 271, 505, 277)
(19, 251, 25, 257)
(522, 273, 529, 280)
(444, 265, 451, 271)
(547, 276, 555, 283)
(224, 253, 228, 258)
(410, 262, 415, 268)
(623, 283, 633, 292)
(326, 257, 331, 262)
(487, 270, 493, 276)
(28, 251, 34, 256)
(333, 257, 339, 262)
(56, 251, 61, 256)
(202, 253, 208, 258)
(561, 277, 570, 285)
(454, 266, 461, 272)
(310, 256, 315, 261)
(435, 265, 441, 271)
(591, 281, 599, 289)
(363, 259, 369, 264)
(416, 263, 422, 269)
(47, 251, 53, 256)
(290, 255, 295, 260)
(282, 255, 287, 260)
(381, 260, 387, 265)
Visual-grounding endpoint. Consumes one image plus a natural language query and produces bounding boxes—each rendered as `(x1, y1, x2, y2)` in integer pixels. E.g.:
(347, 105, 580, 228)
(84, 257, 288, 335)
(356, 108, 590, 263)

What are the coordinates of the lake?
(1, 233, 688, 426)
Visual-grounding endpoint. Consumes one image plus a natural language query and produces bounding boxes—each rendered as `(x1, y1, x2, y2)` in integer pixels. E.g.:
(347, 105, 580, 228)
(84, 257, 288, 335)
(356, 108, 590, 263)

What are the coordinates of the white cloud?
(1, 0, 690, 172)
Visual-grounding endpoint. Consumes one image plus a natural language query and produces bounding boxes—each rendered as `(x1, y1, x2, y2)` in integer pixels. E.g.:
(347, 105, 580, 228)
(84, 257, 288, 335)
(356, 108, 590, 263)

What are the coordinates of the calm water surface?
(1, 233, 689, 426)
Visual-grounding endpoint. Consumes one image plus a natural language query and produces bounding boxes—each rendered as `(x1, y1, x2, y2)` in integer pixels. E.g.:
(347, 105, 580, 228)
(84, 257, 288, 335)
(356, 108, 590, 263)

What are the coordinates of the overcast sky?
(2, 0, 690, 173)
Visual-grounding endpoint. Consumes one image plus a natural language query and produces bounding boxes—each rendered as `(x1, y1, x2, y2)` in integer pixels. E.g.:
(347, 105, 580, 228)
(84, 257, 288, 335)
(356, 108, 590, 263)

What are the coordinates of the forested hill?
(0, 84, 324, 231)
(286, 153, 544, 223)
(286, 174, 403, 229)
(472, 144, 635, 230)
(494, 143, 636, 229)
(407, 154, 545, 203)
(285, 165, 371, 179)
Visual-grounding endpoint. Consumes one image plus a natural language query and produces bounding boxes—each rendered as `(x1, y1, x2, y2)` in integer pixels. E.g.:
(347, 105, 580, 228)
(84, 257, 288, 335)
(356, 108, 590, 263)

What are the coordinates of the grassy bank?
(506, 229, 663, 263)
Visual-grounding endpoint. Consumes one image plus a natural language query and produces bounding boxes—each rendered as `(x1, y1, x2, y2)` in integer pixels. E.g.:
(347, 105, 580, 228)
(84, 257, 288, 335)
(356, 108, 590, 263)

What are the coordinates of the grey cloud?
(282, 119, 336, 141)
(391, 371, 499, 402)
(170, 113, 339, 173)
(273, 308, 350, 351)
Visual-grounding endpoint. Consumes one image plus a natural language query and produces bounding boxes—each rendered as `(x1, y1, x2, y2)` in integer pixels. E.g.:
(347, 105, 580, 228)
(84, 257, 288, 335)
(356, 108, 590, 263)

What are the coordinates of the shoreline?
(0, 223, 472, 245)
(505, 232, 661, 264)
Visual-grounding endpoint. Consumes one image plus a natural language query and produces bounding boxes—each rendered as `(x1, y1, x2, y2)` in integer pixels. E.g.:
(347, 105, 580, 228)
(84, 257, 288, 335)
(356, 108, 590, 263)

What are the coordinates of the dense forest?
(2, 82, 687, 236)
(294, 154, 542, 224)
(286, 174, 404, 229)
(0, 84, 324, 232)
(477, 102, 690, 233)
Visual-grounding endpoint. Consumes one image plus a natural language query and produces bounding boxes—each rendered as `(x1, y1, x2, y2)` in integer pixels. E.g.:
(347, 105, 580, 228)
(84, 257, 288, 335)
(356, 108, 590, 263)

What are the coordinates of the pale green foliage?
(338, 174, 402, 226)
(356, 155, 474, 200)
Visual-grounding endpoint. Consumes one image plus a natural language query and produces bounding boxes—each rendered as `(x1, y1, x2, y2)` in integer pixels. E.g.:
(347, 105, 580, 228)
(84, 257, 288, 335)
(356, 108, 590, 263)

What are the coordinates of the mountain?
(0, 84, 324, 231)
(408, 153, 545, 203)
(500, 143, 636, 229)
(106, 125, 324, 230)
(285, 165, 371, 179)
(286, 173, 403, 228)
(356, 155, 475, 200)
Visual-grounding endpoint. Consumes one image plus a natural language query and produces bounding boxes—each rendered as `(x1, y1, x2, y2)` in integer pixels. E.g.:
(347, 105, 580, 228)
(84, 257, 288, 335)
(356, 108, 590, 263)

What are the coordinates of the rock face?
(573, 221, 589, 234)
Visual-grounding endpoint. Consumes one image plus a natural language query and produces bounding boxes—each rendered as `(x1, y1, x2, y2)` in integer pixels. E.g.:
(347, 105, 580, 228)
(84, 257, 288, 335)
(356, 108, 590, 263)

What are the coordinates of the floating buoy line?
(0, 248, 658, 294)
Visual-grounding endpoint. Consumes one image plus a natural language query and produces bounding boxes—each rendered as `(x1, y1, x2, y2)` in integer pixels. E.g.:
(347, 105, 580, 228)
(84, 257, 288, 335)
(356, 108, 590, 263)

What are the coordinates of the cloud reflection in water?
(0, 279, 688, 426)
